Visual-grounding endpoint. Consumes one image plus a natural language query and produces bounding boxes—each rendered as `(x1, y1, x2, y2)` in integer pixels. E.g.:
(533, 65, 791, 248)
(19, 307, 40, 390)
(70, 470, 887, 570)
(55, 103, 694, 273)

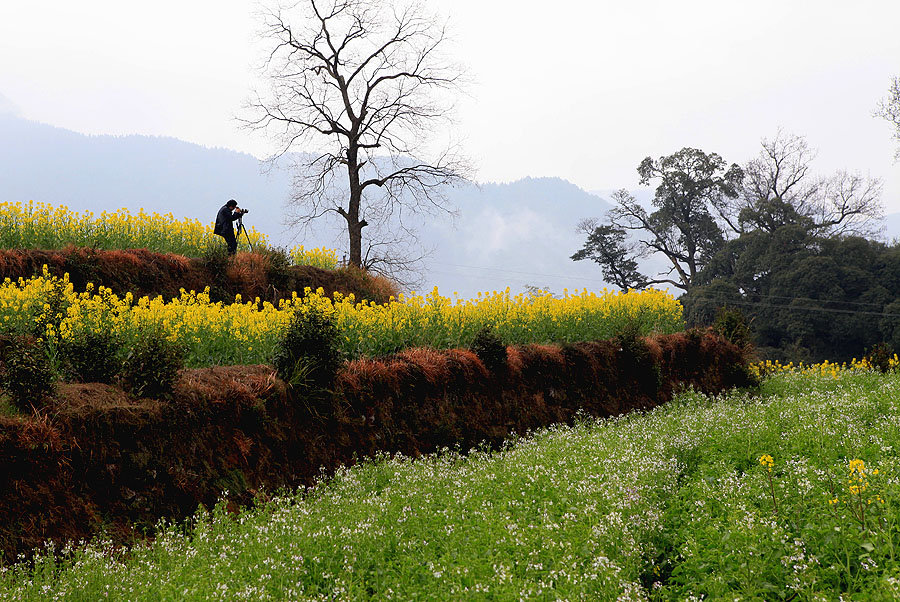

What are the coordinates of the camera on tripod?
(234, 208, 254, 251)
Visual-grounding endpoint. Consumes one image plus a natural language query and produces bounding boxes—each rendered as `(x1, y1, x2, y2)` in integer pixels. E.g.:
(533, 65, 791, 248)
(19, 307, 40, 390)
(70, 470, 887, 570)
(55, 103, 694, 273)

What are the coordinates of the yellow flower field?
(0, 200, 339, 269)
(0, 200, 268, 255)
(749, 355, 900, 380)
(0, 269, 684, 366)
(289, 245, 339, 270)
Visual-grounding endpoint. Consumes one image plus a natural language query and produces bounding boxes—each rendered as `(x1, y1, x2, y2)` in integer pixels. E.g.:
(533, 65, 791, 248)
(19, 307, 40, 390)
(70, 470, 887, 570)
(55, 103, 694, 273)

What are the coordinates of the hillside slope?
(0, 115, 617, 297)
(0, 247, 396, 304)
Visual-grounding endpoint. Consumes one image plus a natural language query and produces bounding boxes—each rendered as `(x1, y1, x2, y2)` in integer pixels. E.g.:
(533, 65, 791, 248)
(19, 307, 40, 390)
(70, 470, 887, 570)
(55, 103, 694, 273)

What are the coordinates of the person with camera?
(214, 199, 248, 255)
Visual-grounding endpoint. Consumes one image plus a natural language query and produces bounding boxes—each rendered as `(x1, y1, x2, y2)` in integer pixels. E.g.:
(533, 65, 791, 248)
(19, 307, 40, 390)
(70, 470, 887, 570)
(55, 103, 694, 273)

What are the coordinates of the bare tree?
(738, 131, 882, 237)
(245, 0, 470, 281)
(735, 132, 818, 233)
(815, 171, 883, 237)
(876, 75, 900, 160)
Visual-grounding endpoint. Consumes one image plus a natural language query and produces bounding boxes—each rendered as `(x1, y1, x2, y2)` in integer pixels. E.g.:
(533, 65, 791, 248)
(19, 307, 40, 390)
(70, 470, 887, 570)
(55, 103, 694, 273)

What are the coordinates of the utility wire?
(692, 290, 895, 309)
(689, 293, 900, 319)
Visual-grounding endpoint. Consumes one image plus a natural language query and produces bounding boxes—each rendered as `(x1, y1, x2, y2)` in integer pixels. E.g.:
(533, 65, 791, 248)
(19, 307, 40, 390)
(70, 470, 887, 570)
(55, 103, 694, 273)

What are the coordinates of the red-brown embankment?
(0, 330, 751, 563)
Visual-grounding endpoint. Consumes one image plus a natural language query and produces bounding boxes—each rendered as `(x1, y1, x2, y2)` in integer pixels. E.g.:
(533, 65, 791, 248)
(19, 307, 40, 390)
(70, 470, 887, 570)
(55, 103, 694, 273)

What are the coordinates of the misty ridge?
(0, 113, 622, 296)
(4, 113, 900, 297)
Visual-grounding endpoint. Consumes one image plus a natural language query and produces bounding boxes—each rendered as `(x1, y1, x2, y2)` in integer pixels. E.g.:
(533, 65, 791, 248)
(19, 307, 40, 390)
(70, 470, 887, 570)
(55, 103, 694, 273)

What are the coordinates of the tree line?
(572, 125, 900, 363)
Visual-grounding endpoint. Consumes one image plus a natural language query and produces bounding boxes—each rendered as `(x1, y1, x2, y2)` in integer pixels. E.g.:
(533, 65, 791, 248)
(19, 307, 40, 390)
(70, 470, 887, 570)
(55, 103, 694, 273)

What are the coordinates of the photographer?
(213, 199, 248, 255)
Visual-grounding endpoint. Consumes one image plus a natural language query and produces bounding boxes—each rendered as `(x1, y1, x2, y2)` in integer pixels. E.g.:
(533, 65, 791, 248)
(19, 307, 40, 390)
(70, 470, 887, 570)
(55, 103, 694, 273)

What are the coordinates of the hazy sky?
(1, 0, 899, 208)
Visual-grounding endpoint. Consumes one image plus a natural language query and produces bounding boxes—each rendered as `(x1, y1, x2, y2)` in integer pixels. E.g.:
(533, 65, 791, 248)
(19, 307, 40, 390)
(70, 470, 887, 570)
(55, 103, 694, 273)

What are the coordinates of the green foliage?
(469, 325, 507, 374)
(0, 335, 55, 412)
(713, 306, 753, 352)
(570, 222, 646, 290)
(260, 246, 293, 293)
(121, 329, 186, 398)
(201, 241, 232, 267)
(865, 342, 896, 374)
(272, 307, 342, 391)
(698, 231, 900, 363)
(681, 278, 743, 328)
(60, 330, 123, 384)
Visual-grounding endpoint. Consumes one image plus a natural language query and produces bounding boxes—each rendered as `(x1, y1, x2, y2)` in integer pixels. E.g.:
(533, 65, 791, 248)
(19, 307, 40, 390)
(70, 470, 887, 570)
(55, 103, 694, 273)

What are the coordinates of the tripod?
(235, 214, 253, 252)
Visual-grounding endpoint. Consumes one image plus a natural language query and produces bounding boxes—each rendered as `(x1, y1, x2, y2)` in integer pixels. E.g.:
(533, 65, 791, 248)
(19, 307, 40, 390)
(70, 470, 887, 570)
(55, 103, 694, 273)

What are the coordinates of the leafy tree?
(575, 135, 886, 362)
(247, 0, 470, 282)
(680, 133, 886, 362)
(681, 278, 743, 327)
(687, 232, 900, 363)
(570, 220, 646, 290)
(574, 148, 743, 292)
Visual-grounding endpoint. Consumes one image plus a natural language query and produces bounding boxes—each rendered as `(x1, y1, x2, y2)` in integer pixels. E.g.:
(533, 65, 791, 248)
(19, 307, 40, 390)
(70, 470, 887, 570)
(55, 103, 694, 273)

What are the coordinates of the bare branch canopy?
(244, 0, 471, 282)
(876, 75, 900, 161)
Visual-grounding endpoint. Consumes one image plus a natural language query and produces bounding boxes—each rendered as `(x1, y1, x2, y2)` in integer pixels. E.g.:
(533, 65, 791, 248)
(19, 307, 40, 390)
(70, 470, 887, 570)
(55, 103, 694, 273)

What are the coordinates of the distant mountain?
(0, 114, 295, 242)
(0, 92, 20, 118)
(426, 178, 614, 295)
(0, 115, 614, 297)
(11, 114, 900, 299)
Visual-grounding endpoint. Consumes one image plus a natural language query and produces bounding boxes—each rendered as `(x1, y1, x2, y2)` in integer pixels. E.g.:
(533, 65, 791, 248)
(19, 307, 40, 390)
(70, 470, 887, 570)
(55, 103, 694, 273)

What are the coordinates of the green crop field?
(4, 372, 900, 600)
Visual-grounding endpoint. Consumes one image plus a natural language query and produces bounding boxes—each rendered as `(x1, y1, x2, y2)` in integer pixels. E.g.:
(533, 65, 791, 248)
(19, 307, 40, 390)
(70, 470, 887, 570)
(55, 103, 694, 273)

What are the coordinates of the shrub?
(615, 322, 661, 395)
(469, 325, 507, 375)
(261, 247, 293, 293)
(864, 342, 895, 373)
(60, 330, 123, 383)
(0, 335, 55, 412)
(225, 252, 270, 301)
(336, 265, 401, 304)
(713, 306, 753, 352)
(201, 240, 231, 266)
(201, 243, 232, 302)
(62, 245, 103, 292)
(272, 306, 342, 391)
(122, 329, 186, 398)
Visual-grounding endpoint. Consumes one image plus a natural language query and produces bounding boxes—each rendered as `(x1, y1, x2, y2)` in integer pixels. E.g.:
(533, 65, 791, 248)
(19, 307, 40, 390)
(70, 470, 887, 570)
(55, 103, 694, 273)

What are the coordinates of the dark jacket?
(214, 205, 241, 237)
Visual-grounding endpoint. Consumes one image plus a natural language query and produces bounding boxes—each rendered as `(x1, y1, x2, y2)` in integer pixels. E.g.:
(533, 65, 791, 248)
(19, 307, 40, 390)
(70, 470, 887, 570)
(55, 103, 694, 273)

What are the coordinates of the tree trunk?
(348, 213, 363, 267)
(346, 147, 364, 268)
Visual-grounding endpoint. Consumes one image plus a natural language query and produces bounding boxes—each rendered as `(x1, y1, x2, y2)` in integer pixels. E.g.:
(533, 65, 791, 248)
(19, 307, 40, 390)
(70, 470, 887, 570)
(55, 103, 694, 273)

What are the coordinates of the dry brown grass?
(0, 332, 753, 564)
(336, 265, 402, 303)
(225, 252, 271, 300)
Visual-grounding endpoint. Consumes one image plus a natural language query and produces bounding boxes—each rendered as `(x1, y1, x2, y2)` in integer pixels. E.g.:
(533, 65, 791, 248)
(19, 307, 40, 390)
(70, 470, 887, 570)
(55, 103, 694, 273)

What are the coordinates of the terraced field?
(4, 370, 900, 600)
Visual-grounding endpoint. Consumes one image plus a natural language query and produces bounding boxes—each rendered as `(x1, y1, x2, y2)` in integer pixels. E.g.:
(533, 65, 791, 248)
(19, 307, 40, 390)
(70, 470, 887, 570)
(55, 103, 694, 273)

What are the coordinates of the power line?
(696, 290, 894, 309)
(689, 292, 900, 319)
